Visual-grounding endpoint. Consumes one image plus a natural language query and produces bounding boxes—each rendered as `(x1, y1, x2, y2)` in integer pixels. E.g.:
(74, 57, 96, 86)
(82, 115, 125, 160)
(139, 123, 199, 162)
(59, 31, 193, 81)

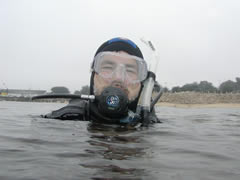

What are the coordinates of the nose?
(112, 65, 126, 82)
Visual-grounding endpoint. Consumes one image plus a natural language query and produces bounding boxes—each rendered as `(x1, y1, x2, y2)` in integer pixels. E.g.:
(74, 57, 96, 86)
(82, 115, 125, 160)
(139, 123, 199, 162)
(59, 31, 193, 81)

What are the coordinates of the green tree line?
(50, 77, 240, 95)
(171, 77, 240, 93)
(49, 85, 90, 95)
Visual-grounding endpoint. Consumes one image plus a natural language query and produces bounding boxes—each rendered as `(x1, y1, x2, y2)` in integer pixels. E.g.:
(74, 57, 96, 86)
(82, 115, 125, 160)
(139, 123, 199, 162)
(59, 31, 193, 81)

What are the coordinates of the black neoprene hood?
(90, 37, 145, 95)
(94, 37, 144, 59)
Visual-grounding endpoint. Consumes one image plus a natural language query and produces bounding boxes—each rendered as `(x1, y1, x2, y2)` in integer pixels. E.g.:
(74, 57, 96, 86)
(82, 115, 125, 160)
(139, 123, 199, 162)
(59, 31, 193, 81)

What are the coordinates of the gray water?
(0, 101, 240, 180)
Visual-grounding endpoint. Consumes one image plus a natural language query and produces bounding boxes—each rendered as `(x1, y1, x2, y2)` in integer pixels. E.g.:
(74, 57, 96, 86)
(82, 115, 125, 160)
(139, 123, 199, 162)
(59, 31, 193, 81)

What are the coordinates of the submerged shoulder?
(43, 99, 89, 121)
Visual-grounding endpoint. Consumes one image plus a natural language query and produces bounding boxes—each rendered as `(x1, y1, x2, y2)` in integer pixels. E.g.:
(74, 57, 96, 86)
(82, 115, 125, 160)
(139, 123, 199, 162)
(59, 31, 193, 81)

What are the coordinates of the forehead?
(102, 51, 137, 65)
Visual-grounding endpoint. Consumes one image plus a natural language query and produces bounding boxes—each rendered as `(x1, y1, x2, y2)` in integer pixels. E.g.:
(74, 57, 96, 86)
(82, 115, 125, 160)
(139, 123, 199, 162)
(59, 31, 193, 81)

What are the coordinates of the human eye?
(126, 65, 137, 74)
(100, 61, 115, 71)
(102, 64, 113, 70)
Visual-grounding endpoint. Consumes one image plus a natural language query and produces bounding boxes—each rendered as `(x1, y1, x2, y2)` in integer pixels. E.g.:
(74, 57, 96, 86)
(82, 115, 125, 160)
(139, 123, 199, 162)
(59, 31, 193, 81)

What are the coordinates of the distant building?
(0, 89, 46, 97)
(0, 89, 8, 96)
(0, 92, 8, 96)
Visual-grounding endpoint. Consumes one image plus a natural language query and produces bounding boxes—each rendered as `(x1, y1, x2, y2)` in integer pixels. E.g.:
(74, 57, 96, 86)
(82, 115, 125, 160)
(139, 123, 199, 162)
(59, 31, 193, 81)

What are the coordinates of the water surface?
(0, 101, 240, 180)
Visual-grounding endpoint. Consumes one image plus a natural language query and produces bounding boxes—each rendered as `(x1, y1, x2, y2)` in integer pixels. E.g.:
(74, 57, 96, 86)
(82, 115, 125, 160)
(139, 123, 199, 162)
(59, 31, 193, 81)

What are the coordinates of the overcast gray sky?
(1, 0, 239, 92)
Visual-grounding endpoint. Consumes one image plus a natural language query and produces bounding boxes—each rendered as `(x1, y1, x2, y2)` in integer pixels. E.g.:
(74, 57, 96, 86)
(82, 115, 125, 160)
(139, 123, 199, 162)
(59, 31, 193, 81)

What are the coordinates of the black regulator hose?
(32, 94, 95, 101)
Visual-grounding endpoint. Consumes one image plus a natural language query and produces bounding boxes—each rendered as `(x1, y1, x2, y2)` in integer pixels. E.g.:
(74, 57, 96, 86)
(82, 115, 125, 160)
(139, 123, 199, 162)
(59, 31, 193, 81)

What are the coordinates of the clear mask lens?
(93, 52, 148, 84)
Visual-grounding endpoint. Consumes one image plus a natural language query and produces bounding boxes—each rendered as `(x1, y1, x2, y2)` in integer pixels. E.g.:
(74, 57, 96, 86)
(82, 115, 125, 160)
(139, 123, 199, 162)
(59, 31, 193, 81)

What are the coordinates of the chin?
(128, 95, 138, 103)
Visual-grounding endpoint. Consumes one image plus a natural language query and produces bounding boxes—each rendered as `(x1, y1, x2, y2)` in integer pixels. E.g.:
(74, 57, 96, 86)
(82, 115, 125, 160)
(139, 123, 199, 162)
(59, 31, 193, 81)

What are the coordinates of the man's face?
(93, 51, 141, 102)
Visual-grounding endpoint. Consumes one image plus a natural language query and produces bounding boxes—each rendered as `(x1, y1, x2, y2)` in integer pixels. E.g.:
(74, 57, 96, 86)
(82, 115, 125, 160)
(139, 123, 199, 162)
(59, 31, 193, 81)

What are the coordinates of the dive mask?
(92, 51, 148, 85)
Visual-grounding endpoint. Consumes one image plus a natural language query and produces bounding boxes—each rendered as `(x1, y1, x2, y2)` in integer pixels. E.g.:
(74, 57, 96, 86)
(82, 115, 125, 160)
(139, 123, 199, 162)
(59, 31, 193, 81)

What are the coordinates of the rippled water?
(0, 101, 240, 180)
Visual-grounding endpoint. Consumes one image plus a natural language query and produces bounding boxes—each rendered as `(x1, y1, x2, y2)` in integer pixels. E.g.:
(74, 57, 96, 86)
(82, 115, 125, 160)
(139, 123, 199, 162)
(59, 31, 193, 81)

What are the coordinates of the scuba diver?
(33, 37, 162, 126)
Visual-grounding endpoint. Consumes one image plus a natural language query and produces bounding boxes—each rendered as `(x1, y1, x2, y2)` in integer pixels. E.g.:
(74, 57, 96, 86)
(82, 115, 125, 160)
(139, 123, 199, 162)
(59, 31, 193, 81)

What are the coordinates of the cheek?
(93, 75, 109, 95)
(127, 83, 141, 100)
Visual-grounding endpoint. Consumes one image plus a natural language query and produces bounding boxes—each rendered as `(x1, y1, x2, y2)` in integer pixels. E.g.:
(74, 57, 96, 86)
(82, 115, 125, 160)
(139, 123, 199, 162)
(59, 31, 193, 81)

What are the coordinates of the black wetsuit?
(43, 99, 160, 124)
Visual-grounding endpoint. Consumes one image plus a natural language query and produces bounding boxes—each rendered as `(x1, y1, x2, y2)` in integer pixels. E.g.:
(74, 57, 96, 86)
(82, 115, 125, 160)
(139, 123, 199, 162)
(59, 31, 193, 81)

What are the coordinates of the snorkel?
(136, 38, 163, 126)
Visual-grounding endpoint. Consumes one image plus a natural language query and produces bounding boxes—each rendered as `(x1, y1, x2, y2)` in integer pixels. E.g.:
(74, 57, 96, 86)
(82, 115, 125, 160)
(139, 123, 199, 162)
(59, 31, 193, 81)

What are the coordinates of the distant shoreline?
(156, 92, 240, 108)
(0, 96, 68, 103)
(157, 102, 240, 108)
(1, 92, 240, 108)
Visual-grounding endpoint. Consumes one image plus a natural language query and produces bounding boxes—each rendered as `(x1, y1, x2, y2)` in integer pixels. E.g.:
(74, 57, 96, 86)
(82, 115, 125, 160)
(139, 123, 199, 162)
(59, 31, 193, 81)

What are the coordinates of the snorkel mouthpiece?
(97, 86, 128, 118)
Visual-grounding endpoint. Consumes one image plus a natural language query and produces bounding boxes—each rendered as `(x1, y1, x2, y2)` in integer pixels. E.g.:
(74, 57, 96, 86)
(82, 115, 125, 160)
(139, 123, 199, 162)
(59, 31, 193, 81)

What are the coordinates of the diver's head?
(90, 38, 147, 105)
